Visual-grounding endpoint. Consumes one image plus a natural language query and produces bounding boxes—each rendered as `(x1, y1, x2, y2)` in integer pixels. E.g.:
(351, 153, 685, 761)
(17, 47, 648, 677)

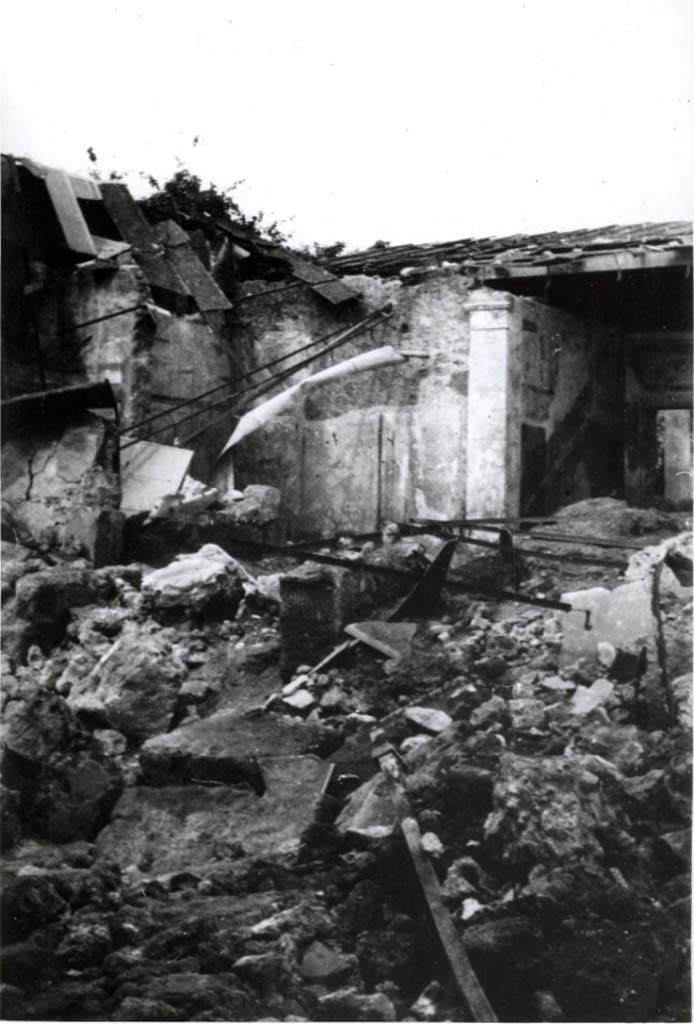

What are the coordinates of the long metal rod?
(289, 524, 626, 569)
(56, 303, 145, 334)
(208, 534, 575, 613)
(119, 317, 355, 436)
(120, 305, 391, 448)
(234, 277, 346, 304)
(125, 305, 391, 450)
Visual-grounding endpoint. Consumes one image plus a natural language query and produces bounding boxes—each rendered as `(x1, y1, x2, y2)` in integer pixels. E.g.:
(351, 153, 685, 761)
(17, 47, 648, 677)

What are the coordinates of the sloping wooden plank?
(167, 243, 232, 312)
(44, 169, 97, 258)
(401, 817, 498, 1022)
(92, 236, 132, 260)
(100, 182, 158, 251)
(69, 175, 102, 201)
(288, 254, 359, 305)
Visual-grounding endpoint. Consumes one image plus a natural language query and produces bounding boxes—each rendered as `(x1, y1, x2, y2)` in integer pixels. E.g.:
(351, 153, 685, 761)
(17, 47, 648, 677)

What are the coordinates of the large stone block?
(141, 544, 244, 623)
(68, 630, 188, 743)
(97, 755, 333, 873)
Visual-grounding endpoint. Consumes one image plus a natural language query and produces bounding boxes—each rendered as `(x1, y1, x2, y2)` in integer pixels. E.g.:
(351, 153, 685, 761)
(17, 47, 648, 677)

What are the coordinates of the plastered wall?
(227, 273, 472, 537)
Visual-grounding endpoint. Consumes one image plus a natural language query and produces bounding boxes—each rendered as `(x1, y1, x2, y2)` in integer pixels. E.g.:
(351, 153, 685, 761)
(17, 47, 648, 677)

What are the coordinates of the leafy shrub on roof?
(139, 168, 288, 245)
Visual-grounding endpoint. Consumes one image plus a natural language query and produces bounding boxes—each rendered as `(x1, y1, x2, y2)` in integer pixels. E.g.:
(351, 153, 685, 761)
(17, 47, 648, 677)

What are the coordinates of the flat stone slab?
(560, 580, 656, 669)
(97, 755, 333, 873)
(335, 773, 399, 843)
(139, 708, 341, 785)
(344, 621, 417, 672)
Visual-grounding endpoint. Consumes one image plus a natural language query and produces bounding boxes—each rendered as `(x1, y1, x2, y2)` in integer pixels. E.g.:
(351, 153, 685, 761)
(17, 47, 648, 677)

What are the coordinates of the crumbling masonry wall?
(228, 273, 472, 537)
(16, 260, 236, 478)
(1, 412, 121, 559)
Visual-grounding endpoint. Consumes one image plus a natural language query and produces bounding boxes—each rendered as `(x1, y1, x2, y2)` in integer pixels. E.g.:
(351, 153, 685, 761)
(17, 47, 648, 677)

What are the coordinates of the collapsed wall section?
(15, 257, 235, 447)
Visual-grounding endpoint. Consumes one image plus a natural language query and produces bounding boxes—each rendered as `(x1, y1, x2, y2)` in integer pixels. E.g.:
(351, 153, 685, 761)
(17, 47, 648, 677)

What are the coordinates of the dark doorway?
(521, 423, 548, 515)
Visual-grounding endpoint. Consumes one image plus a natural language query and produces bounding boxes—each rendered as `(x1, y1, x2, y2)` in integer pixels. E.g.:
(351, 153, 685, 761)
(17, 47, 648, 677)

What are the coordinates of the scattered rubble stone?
(1, 690, 123, 842)
(141, 543, 245, 622)
(67, 630, 188, 743)
(570, 677, 615, 716)
(470, 695, 508, 727)
(0, 498, 689, 1022)
(404, 706, 452, 735)
(318, 986, 397, 1021)
(485, 751, 624, 872)
(509, 697, 547, 731)
(299, 940, 356, 984)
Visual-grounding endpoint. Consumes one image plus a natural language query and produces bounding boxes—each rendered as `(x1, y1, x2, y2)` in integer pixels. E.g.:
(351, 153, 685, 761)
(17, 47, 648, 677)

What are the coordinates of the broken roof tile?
(325, 221, 693, 279)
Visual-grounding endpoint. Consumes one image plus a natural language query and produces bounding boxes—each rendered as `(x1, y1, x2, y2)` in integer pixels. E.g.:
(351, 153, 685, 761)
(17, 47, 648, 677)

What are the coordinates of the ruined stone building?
(2, 153, 692, 557)
(1, 156, 693, 1023)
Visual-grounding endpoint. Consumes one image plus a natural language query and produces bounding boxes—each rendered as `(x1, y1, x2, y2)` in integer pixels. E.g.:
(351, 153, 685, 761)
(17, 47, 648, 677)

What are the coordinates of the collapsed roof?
(1, 154, 361, 316)
(323, 221, 693, 281)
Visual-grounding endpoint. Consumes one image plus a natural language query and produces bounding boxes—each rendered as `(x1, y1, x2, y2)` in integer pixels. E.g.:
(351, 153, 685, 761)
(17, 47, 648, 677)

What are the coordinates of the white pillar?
(464, 288, 521, 520)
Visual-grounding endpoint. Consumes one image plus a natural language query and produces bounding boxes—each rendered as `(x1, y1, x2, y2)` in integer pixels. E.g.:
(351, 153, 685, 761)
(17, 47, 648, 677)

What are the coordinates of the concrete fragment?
(344, 620, 418, 673)
(400, 734, 431, 757)
(655, 829, 691, 871)
(141, 544, 244, 623)
(67, 631, 187, 743)
(571, 678, 615, 716)
(319, 685, 347, 711)
(318, 987, 396, 1022)
(410, 980, 448, 1021)
(441, 859, 480, 902)
(509, 698, 547, 731)
(461, 897, 485, 920)
(139, 708, 340, 786)
(597, 641, 617, 668)
(97, 755, 333, 872)
(404, 706, 452, 735)
(540, 675, 576, 692)
(625, 532, 693, 594)
(470, 695, 508, 728)
(300, 941, 356, 983)
(283, 689, 316, 713)
(1, 690, 123, 843)
(420, 831, 445, 858)
(560, 580, 656, 671)
(335, 773, 399, 843)
(531, 990, 566, 1022)
(485, 752, 625, 870)
(120, 439, 193, 514)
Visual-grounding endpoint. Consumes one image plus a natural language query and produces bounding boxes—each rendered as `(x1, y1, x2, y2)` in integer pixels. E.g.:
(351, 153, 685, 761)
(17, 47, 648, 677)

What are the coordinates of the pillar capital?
(463, 287, 515, 315)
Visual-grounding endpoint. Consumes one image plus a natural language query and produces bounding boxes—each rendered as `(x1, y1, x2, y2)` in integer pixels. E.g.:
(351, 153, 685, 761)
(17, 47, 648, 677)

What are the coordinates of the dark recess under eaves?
(485, 266, 693, 332)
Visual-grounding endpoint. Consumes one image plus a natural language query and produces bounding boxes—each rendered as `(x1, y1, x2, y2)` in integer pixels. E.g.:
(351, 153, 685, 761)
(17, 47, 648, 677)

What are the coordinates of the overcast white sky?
(2, 0, 693, 250)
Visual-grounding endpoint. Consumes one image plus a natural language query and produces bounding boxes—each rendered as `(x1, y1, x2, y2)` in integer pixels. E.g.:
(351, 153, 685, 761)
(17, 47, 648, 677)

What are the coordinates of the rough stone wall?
(29, 261, 149, 426)
(16, 260, 235, 479)
(512, 296, 625, 512)
(1, 413, 121, 554)
(138, 310, 237, 480)
(227, 273, 471, 537)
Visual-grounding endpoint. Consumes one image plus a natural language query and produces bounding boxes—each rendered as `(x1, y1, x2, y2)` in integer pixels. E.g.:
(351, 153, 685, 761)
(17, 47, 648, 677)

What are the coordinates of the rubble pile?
(0, 502, 691, 1022)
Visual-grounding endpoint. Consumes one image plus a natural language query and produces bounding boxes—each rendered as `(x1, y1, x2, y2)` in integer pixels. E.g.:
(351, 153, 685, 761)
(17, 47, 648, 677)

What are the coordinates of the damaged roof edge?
(323, 221, 693, 279)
